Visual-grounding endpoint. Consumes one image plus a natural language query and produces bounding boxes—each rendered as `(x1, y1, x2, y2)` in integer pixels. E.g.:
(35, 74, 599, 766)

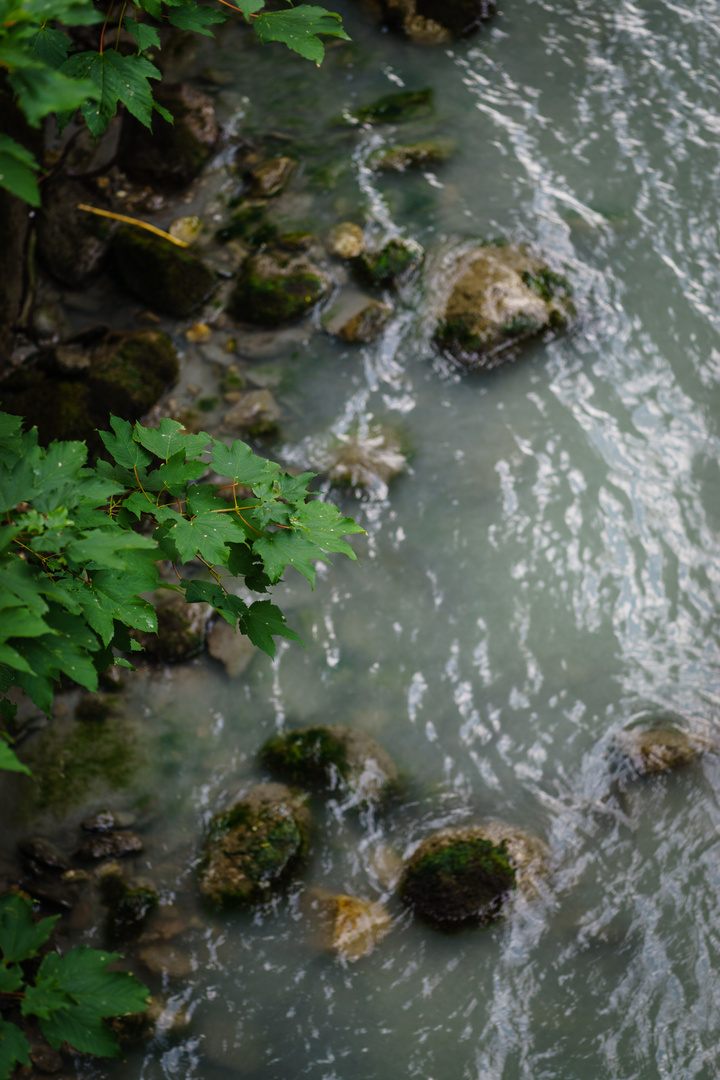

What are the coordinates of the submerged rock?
(98, 863, 158, 942)
(616, 725, 710, 776)
(206, 620, 257, 678)
(315, 427, 407, 491)
(399, 826, 516, 928)
(113, 225, 216, 318)
(326, 222, 365, 259)
(0, 329, 179, 448)
(260, 725, 399, 806)
(352, 237, 423, 289)
(305, 889, 392, 960)
(113, 994, 190, 1043)
(352, 89, 434, 124)
(18, 837, 71, 874)
(248, 156, 297, 198)
(198, 783, 312, 907)
(369, 139, 455, 171)
(119, 83, 219, 191)
(221, 389, 281, 436)
(228, 249, 331, 325)
(323, 291, 392, 343)
(133, 592, 211, 664)
(75, 831, 144, 861)
(139, 943, 192, 978)
(435, 245, 573, 369)
(477, 821, 549, 899)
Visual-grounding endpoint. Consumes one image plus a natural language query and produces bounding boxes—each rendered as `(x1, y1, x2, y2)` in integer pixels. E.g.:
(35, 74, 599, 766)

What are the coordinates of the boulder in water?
(198, 783, 312, 906)
(260, 725, 399, 806)
(228, 249, 331, 325)
(435, 245, 573, 369)
(616, 724, 710, 776)
(352, 237, 423, 289)
(113, 225, 216, 318)
(399, 826, 517, 927)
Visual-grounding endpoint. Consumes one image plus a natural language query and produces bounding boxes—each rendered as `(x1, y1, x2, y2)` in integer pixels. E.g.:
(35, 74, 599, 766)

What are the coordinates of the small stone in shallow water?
(81, 808, 135, 833)
(74, 832, 143, 861)
(18, 838, 70, 874)
(352, 89, 435, 124)
(369, 138, 455, 171)
(221, 389, 281, 436)
(139, 943, 192, 978)
(352, 237, 424, 289)
(326, 222, 365, 259)
(305, 889, 393, 960)
(249, 156, 297, 198)
(169, 216, 203, 244)
(315, 428, 407, 491)
(323, 291, 392, 344)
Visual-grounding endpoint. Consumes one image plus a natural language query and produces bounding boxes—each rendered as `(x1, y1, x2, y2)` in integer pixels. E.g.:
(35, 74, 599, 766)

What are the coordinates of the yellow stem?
(77, 204, 190, 248)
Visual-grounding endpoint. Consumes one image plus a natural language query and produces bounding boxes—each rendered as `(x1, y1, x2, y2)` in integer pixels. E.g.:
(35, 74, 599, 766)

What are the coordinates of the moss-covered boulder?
(435, 245, 574, 369)
(0, 330, 178, 449)
(133, 593, 211, 664)
(118, 83, 219, 191)
(260, 725, 398, 806)
(228, 249, 331, 325)
(36, 176, 116, 288)
(113, 225, 216, 318)
(399, 827, 516, 928)
(352, 89, 434, 124)
(198, 783, 312, 907)
(615, 724, 711, 776)
(352, 237, 423, 289)
(369, 139, 455, 172)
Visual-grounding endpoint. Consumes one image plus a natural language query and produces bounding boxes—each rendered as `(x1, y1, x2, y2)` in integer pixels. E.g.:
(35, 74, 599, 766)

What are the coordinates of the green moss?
(230, 255, 329, 325)
(113, 225, 216, 318)
(90, 331, 179, 420)
(353, 89, 434, 124)
(197, 396, 219, 412)
(100, 875, 159, 943)
(400, 833, 516, 928)
(500, 312, 541, 339)
(521, 267, 572, 303)
(369, 139, 455, 172)
(352, 238, 423, 289)
(260, 727, 349, 786)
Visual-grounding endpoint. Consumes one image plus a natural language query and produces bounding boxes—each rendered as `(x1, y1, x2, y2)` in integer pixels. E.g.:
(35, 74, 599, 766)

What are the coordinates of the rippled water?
(9, 1, 720, 1077)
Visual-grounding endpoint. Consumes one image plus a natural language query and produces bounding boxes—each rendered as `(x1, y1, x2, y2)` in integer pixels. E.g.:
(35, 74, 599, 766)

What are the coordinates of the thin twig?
(77, 204, 190, 248)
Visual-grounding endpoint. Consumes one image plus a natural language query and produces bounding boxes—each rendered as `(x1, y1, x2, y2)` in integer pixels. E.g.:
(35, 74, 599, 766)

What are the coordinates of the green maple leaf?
(166, 0, 228, 35)
(211, 438, 278, 488)
(0, 736, 31, 776)
(0, 895, 58, 964)
(0, 1018, 31, 1077)
(0, 134, 40, 205)
(123, 16, 161, 51)
(58, 49, 162, 138)
(29, 947, 148, 1057)
(65, 527, 156, 570)
(169, 511, 246, 564)
(241, 599, 303, 657)
(289, 500, 364, 556)
(134, 418, 210, 462)
(0, 962, 23, 993)
(254, 530, 327, 586)
(99, 416, 153, 470)
(254, 5, 349, 65)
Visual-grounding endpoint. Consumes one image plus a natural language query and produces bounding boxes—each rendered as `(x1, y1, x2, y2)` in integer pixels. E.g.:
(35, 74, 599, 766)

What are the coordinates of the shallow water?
(9, 0, 720, 1077)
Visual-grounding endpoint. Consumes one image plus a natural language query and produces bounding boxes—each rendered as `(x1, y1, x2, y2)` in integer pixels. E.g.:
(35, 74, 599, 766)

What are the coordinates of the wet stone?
(315, 427, 407, 491)
(326, 222, 365, 259)
(74, 831, 143, 861)
(249, 156, 297, 198)
(139, 943, 192, 978)
(324, 291, 392, 344)
(81, 809, 135, 833)
(260, 725, 399, 807)
(306, 889, 393, 960)
(221, 389, 281, 436)
(352, 237, 424, 289)
(616, 725, 709, 776)
(228, 249, 331, 325)
(18, 838, 70, 874)
(399, 826, 517, 928)
(36, 176, 115, 288)
(98, 864, 159, 942)
(198, 783, 312, 907)
(352, 89, 435, 124)
(113, 225, 216, 318)
(369, 138, 455, 171)
(435, 244, 574, 370)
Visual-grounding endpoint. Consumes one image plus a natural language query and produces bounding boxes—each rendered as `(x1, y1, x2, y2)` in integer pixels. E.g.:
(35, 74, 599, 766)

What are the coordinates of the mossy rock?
(369, 139, 455, 172)
(435, 245, 574, 369)
(198, 783, 312, 907)
(36, 176, 115, 288)
(352, 238, 423, 289)
(352, 89, 434, 124)
(228, 249, 331, 326)
(399, 827, 516, 928)
(113, 225, 216, 318)
(260, 725, 398, 806)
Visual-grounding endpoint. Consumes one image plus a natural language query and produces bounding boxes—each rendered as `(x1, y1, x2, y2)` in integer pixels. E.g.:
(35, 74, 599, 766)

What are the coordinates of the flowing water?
(8, 0, 720, 1076)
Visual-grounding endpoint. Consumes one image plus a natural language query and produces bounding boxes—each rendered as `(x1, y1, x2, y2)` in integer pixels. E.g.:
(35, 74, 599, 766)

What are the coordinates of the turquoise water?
(10, 1, 720, 1077)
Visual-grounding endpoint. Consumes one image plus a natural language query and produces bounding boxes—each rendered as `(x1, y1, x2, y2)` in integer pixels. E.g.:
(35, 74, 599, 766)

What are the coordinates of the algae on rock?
(229, 249, 331, 325)
(399, 826, 517, 928)
(198, 784, 312, 907)
(352, 237, 424, 289)
(113, 225, 216, 318)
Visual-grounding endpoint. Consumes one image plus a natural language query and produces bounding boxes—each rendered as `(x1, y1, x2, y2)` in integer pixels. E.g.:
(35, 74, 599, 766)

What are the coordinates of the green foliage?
(0, 893, 149, 1078)
(0, 0, 348, 204)
(0, 409, 363, 736)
